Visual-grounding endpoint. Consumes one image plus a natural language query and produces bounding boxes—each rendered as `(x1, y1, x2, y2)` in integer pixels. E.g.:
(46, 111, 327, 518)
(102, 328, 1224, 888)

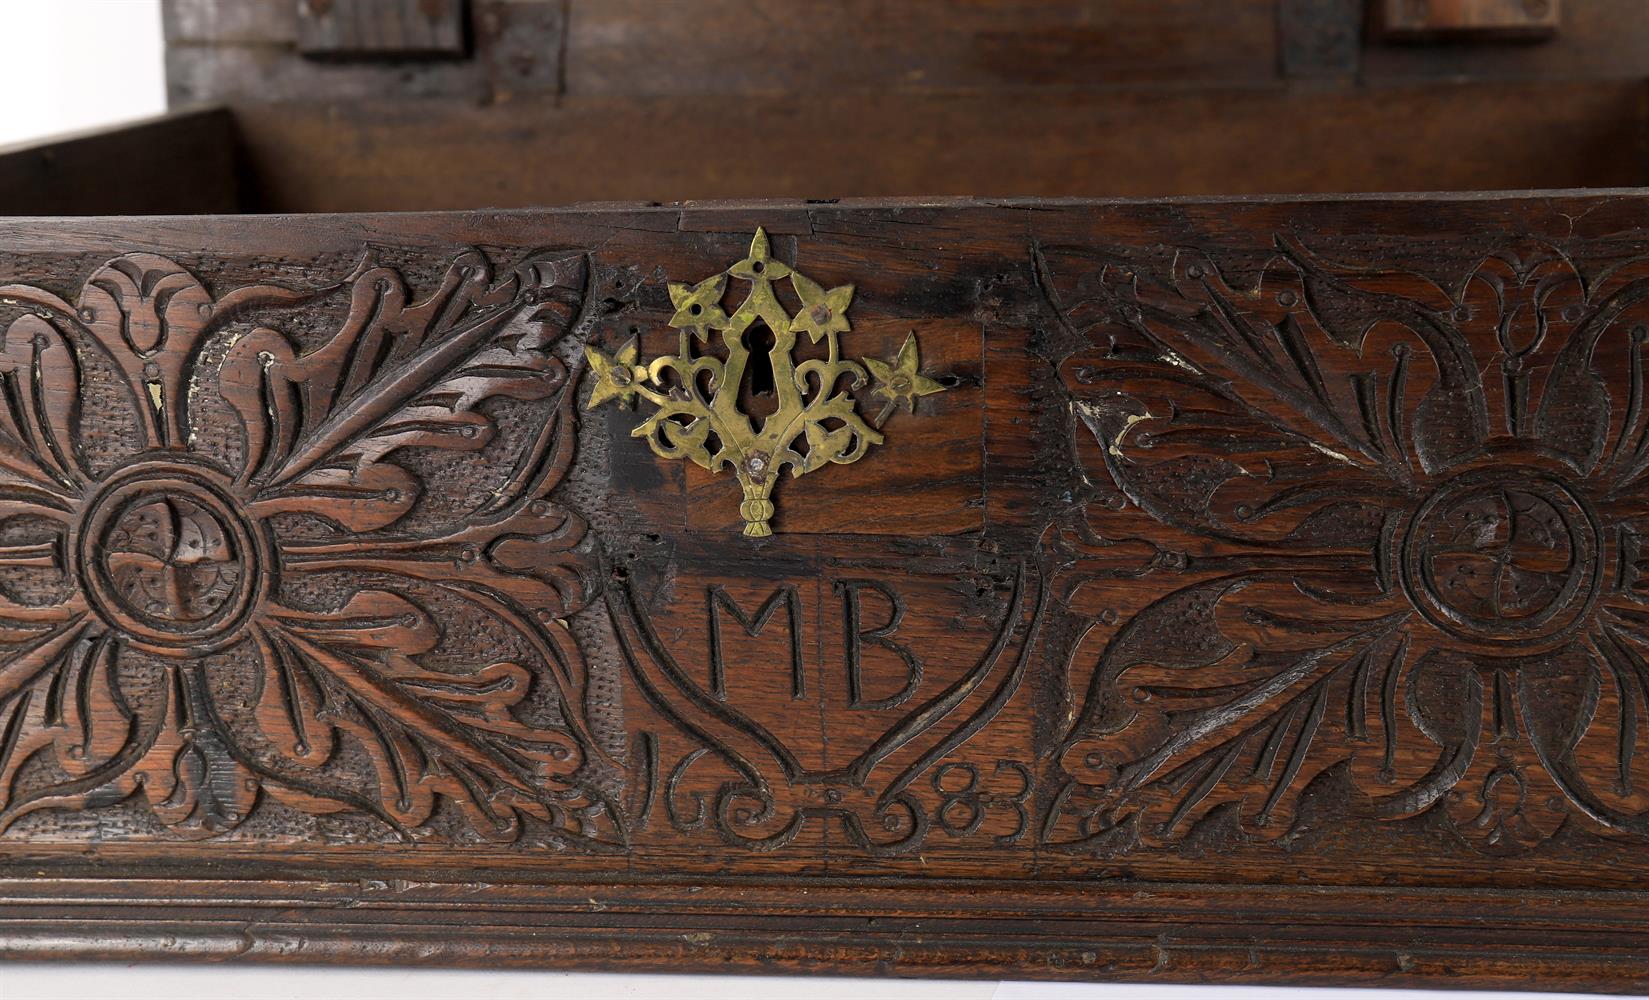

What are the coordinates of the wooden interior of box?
(5, 0, 1649, 216)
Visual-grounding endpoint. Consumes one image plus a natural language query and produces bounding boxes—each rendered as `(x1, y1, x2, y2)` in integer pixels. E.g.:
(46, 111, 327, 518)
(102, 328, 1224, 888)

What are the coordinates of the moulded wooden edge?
(2, 876, 1649, 989)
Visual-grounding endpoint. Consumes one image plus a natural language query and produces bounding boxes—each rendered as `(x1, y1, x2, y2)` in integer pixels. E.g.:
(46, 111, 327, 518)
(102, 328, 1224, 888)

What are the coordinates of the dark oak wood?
(223, 81, 1649, 211)
(1278, 0, 1364, 79)
(162, 0, 1649, 104)
(140, 0, 1649, 216)
(163, 0, 1282, 104)
(557, 0, 1281, 96)
(1, 194, 1649, 987)
(1377, 0, 1561, 40)
(0, 109, 239, 216)
(13, 80, 1639, 217)
(1363, 0, 1649, 82)
(296, 0, 469, 58)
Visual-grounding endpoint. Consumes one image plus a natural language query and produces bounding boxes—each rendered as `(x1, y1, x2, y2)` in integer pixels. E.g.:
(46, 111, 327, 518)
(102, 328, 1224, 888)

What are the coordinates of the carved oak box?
(8, 0, 1649, 988)
(3, 195, 1649, 991)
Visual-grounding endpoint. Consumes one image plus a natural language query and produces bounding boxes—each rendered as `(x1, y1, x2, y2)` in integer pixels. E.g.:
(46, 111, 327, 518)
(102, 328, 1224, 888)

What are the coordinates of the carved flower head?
(0, 251, 612, 843)
(1044, 237, 1649, 853)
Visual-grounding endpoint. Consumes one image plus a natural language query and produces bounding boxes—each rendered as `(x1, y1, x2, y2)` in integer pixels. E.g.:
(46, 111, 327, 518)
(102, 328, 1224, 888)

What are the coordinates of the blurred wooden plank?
(296, 0, 469, 58)
(163, 0, 300, 44)
(478, 0, 565, 99)
(1378, 0, 1560, 39)
(158, 0, 1649, 112)
(229, 80, 1648, 212)
(166, 36, 486, 104)
(165, 0, 544, 105)
(0, 109, 238, 215)
(561, 0, 1279, 95)
(1363, 0, 1649, 80)
(1278, 0, 1362, 78)
(161, 0, 1281, 105)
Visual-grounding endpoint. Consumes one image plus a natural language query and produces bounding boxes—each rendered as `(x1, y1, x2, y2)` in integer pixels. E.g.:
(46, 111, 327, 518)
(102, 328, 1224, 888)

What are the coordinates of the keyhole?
(738, 321, 779, 419)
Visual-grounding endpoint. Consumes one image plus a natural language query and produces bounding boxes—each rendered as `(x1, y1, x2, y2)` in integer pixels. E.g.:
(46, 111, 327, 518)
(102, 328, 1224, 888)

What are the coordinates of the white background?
(0, 1, 1630, 997)
(0, 0, 166, 147)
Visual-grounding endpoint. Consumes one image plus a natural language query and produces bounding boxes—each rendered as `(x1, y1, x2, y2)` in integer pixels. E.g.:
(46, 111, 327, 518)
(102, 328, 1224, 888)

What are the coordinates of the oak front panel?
(2, 197, 1649, 988)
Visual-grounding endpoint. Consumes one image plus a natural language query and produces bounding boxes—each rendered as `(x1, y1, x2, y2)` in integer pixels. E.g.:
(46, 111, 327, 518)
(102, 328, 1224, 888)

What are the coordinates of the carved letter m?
(706, 585, 805, 700)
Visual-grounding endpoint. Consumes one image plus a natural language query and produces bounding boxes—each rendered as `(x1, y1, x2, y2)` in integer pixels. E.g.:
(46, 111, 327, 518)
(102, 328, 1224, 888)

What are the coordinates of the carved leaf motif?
(248, 463, 420, 533)
(1058, 569, 1410, 842)
(0, 626, 118, 822)
(1555, 613, 1649, 831)
(223, 252, 586, 526)
(255, 590, 585, 839)
(277, 487, 598, 720)
(0, 315, 81, 493)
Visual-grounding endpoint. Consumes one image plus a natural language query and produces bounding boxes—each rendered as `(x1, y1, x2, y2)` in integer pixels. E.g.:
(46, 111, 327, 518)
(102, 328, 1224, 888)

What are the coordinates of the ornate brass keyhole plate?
(584, 230, 945, 536)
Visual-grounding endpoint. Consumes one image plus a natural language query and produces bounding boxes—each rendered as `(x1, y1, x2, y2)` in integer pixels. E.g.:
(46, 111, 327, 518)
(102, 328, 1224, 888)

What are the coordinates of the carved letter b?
(834, 579, 922, 710)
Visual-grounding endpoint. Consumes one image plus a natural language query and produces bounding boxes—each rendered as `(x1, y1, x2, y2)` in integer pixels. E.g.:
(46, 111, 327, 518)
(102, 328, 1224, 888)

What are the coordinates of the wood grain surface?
(161, 0, 1649, 102)
(224, 81, 1649, 211)
(0, 109, 238, 216)
(143, 0, 1649, 213)
(3, 195, 1649, 988)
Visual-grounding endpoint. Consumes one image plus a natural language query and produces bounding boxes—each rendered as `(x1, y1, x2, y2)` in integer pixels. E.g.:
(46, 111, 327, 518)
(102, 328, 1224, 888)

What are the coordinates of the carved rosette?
(0, 251, 611, 843)
(1042, 238, 1649, 853)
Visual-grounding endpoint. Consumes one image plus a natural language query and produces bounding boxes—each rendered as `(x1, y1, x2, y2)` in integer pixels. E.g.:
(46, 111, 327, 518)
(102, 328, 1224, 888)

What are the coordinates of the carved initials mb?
(704, 581, 923, 709)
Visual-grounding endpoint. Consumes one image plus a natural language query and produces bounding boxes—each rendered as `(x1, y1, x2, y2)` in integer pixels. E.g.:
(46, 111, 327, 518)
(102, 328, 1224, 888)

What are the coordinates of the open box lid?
(5, 0, 1649, 215)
